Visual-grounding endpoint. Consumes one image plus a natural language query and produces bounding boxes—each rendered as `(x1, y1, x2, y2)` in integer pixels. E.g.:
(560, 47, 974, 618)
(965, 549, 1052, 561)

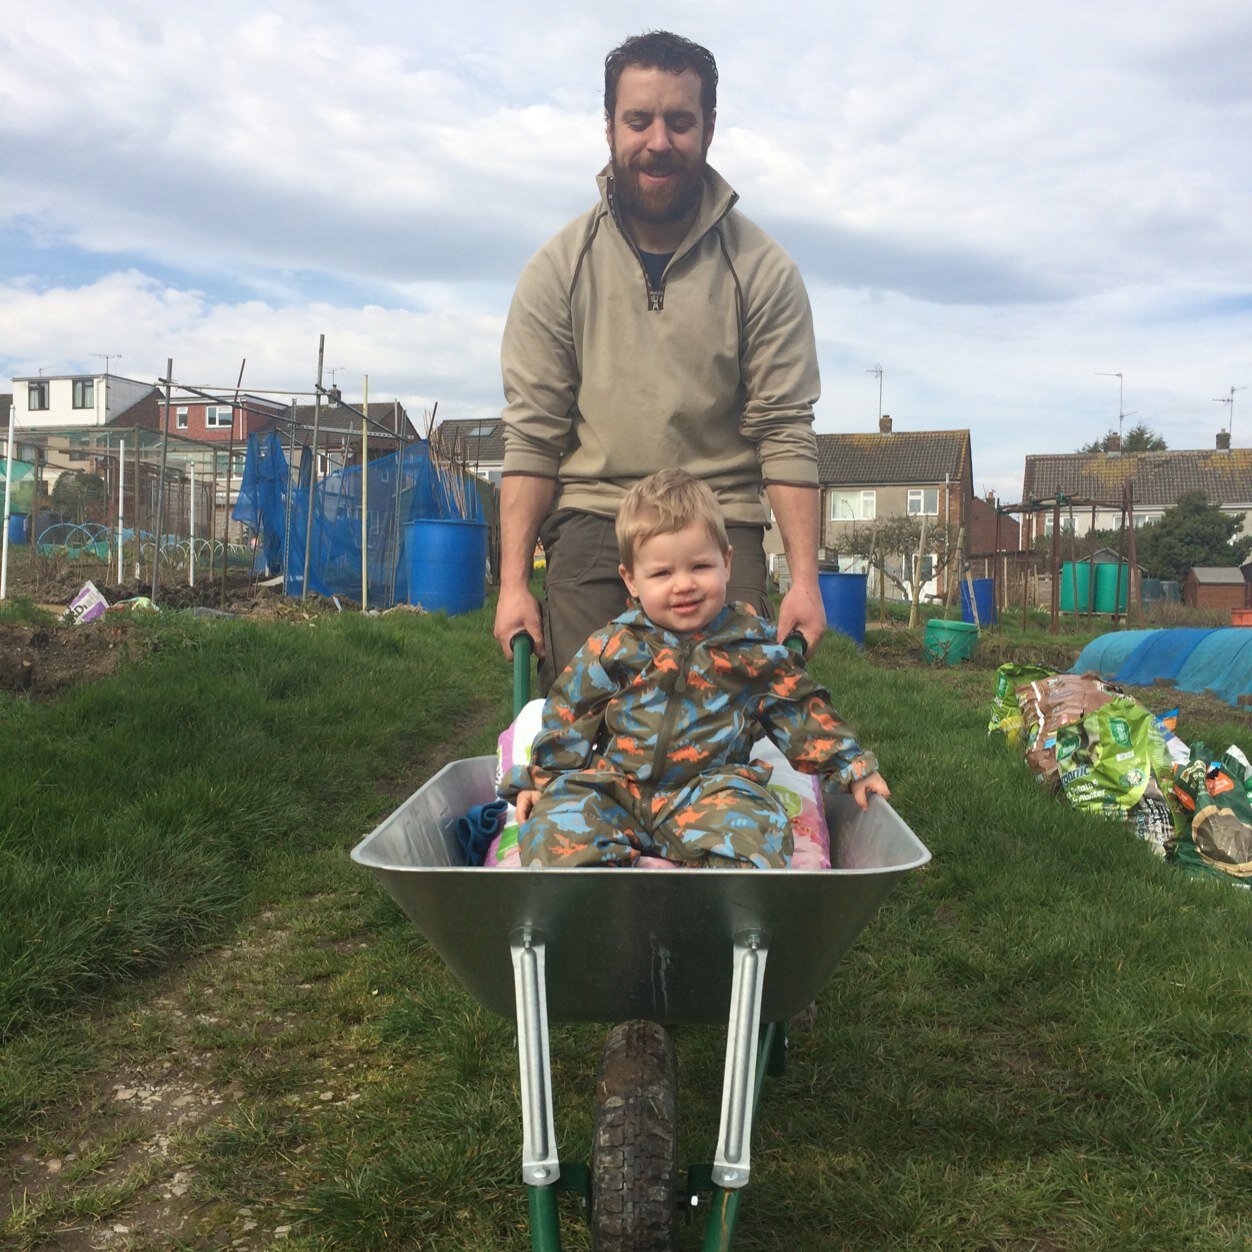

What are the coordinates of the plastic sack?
(1055, 696, 1158, 817)
(1019, 672, 1119, 788)
(987, 662, 1058, 746)
(1170, 742, 1252, 883)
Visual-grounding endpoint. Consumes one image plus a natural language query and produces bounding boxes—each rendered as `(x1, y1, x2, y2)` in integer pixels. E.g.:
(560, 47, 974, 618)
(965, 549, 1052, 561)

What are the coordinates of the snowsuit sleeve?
(754, 651, 879, 792)
(497, 626, 623, 799)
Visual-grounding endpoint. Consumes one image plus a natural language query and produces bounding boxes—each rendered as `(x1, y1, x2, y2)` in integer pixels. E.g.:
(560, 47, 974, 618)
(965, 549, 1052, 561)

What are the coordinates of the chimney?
(1217, 430, 1232, 452)
(328, 385, 342, 405)
(879, 414, 892, 434)
(1106, 432, 1121, 455)
(985, 490, 997, 506)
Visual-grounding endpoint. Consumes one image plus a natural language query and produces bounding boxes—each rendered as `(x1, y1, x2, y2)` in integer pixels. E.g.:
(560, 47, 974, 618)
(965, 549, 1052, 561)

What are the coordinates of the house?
(10, 372, 157, 430)
(816, 417, 974, 600)
(269, 397, 413, 472)
(1018, 432, 1252, 545)
(1183, 567, 1246, 612)
(429, 416, 506, 487)
(968, 492, 1020, 561)
(159, 392, 286, 444)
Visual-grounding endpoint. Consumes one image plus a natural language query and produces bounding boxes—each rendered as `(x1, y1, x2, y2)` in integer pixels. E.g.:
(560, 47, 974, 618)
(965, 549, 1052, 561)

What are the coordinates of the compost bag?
(1055, 698, 1158, 814)
(1019, 672, 1119, 787)
(987, 662, 1058, 746)
(1170, 743, 1252, 883)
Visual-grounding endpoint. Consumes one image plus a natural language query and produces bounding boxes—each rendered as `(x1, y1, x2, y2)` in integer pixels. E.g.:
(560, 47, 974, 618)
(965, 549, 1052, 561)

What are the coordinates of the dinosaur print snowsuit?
(498, 603, 879, 868)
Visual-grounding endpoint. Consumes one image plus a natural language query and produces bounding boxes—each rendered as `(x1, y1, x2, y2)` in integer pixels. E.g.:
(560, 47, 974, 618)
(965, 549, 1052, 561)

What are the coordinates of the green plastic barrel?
(1059, 561, 1092, 612)
(1093, 562, 1128, 614)
(923, 618, 978, 665)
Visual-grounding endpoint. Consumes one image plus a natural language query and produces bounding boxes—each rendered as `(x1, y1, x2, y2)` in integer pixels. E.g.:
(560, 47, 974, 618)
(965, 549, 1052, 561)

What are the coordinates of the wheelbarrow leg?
(511, 930, 565, 1250)
(713, 931, 769, 1190)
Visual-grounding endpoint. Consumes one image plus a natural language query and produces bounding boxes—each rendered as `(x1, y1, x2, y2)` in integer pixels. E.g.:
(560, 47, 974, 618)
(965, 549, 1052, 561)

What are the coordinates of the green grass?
(1, 608, 1249, 1250)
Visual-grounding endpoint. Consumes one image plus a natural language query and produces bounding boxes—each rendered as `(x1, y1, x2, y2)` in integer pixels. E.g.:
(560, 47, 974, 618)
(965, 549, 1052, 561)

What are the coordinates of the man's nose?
(644, 119, 673, 152)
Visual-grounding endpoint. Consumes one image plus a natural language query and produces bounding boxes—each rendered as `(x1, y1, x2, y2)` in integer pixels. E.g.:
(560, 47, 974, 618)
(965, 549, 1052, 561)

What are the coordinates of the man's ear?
(702, 109, 716, 154)
(619, 563, 638, 599)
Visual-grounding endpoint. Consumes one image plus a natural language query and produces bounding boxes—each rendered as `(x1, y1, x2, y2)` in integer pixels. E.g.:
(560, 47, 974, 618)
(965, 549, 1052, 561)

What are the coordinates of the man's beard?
(611, 145, 706, 226)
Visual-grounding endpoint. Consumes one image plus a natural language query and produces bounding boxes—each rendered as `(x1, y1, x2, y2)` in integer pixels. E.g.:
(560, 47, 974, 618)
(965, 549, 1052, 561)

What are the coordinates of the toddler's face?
(619, 522, 732, 634)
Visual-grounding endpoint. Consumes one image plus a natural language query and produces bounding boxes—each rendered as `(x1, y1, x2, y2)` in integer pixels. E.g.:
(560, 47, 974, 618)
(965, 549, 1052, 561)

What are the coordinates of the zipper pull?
(674, 643, 691, 693)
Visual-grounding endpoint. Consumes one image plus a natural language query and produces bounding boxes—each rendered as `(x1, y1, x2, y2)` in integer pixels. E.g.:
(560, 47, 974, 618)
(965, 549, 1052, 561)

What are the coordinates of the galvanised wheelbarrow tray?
(351, 652, 930, 1250)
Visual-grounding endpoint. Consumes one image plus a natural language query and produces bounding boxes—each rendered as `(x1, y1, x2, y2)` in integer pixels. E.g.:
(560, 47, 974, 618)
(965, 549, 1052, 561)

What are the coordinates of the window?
(829, 490, 876, 521)
(72, 379, 94, 409)
(907, 488, 939, 516)
(205, 405, 233, 429)
(27, 381, 49, 411)
(1042, 514, 1076, 538)
(176, 407, 189, 430)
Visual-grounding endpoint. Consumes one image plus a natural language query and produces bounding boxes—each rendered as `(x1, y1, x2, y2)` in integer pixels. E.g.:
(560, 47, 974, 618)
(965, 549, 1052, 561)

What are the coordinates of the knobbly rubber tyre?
(590, 1019, 678, 1252)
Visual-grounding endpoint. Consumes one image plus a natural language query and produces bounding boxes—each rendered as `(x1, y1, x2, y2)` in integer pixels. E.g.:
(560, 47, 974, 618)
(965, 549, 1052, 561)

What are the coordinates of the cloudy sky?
(2, 0, 1249, 501)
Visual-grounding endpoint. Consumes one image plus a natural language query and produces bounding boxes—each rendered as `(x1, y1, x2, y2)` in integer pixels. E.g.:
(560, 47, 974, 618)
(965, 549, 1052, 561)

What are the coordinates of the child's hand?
(515, 789, 542, 823)
(850, 772, 890, 811)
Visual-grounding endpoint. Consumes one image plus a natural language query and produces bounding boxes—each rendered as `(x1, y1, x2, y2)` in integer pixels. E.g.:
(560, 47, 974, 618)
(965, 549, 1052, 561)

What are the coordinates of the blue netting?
(233, 432, 486, 605)
(1113, 628, 1214, 687)
(1175, 630, 1252, 706)
(1072, 627, 1252, 708)
(1072, 630, 1155, 679)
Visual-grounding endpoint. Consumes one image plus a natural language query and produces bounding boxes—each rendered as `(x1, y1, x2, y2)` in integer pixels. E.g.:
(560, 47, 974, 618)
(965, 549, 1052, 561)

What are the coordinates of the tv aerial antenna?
(1095, 372, 1137, 441)
(867, 364, 883, 422)
(1213, 385, 1247, 441)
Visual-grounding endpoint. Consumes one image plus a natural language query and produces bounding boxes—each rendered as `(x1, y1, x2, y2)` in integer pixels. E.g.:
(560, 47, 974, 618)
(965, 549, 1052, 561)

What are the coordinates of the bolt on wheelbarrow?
(351, 634, 930, 1250)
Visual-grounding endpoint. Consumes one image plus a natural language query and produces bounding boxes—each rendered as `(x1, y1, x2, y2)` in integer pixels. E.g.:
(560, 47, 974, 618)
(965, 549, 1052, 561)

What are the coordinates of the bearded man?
(495, 30, 826, 691)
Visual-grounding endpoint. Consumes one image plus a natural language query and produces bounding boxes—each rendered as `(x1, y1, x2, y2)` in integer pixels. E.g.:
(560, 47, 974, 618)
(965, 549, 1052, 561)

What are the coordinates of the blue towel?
(456, 799, 509, 866)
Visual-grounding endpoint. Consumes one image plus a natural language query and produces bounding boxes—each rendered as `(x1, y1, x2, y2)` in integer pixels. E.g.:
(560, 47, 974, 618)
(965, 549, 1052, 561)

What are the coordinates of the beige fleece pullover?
(500, 165, 819, 525)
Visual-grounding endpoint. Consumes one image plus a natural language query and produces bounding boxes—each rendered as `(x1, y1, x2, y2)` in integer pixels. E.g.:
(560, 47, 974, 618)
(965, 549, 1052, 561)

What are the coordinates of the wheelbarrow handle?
(783, 631, 808, 658)
(512, 633, 534, 717)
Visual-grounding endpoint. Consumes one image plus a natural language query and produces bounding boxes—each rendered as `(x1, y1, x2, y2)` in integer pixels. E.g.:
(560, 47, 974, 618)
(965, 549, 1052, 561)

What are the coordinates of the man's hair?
(616, 469, 730, 568)
(604, 31, 718, 123)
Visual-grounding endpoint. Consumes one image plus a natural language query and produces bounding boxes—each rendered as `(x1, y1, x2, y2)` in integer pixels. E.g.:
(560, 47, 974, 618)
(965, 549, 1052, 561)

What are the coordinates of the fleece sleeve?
(737, 256, 820, 487)
(500, 245, 579, 479)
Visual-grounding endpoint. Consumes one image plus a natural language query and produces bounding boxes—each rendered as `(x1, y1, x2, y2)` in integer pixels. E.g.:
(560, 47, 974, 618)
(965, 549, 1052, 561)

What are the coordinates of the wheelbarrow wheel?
(590, 1019, 678, 1252)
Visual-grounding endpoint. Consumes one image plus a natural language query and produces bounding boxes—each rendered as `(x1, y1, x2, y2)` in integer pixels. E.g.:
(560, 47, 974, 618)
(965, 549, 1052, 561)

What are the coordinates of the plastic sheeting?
(1071, 630, 1155, 679)
(1073, 627, 1252, 708)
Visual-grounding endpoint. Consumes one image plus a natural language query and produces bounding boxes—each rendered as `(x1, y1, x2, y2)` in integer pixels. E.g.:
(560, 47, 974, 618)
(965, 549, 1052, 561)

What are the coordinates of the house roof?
(1188, 567, 1245, 585)
(816, 430, 970, 486)
(1020, 448, 1252, 510)
(432, 417, 506, 464)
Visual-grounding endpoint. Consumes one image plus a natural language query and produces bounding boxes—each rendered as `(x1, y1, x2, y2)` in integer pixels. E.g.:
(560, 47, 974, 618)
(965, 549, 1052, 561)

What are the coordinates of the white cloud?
(1, 0, 1250, 509)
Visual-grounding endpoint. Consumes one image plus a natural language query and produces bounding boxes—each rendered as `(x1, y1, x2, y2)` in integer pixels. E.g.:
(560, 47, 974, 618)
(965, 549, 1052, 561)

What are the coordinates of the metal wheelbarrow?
(351, 637, 930, 1250)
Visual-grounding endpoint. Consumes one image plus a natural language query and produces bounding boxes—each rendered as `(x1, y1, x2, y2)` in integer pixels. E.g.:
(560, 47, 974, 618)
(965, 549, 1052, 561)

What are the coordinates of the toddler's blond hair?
(616, 470, 730, 569)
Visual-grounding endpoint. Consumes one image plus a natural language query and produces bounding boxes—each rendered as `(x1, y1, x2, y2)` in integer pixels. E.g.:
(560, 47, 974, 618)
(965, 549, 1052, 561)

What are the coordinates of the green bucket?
(924, 618, 979, 665)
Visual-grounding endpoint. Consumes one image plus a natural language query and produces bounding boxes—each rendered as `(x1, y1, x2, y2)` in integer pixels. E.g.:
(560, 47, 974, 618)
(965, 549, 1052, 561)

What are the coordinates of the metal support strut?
(510, 930, 560, 1187)
(713, 931, 769, 1188)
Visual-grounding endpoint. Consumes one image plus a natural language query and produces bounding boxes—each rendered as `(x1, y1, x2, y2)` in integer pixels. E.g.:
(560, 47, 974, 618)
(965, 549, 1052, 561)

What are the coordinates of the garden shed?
(1183, 566, 1246, 611)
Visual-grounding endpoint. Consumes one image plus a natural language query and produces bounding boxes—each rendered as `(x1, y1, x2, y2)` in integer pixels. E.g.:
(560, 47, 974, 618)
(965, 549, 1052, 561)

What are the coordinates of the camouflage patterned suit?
(498, 603, 878, 868)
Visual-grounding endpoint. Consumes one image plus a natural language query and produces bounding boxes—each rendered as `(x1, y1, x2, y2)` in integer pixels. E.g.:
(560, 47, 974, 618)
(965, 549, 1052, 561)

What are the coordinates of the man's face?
(607, 65, 714, 229)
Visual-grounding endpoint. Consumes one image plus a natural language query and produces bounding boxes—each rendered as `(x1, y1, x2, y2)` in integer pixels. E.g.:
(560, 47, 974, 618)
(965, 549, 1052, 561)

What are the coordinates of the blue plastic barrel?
(960, 577, 995, 625)
(818, 571, 868, 646)
(404, 518, 488, 615)
(6, 513, 28, 545)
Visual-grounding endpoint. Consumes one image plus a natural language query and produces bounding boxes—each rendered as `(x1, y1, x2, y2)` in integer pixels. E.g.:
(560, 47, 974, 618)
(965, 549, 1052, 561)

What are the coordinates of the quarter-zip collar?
(596, 163, 739, 311)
